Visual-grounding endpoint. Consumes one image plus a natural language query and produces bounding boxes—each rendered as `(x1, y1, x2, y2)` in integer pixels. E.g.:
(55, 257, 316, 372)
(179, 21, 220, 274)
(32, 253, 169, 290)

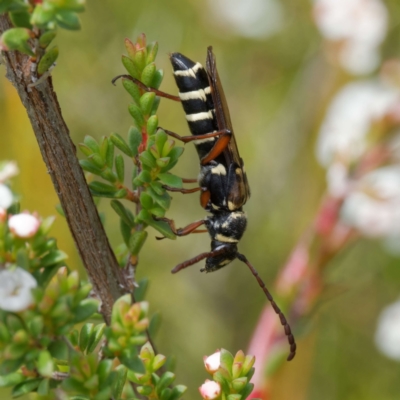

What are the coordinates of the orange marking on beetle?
(201, 134, 231, 165)
(200, 190, 211, 208)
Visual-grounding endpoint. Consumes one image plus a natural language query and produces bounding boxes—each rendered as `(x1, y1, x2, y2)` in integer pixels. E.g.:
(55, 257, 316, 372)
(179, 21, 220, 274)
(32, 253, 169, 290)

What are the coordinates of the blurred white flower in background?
(8, 213, 41, 238)
(375, 299, 400, 360)
(313, 0, 388, 74)
(317, 81, 400, 168)
(0, 267, 37, 312)
(0, 161, 19, 182)
(207, 0, 284, 39)
(341, 167, 400, 244)
(0, 184, 13, 209)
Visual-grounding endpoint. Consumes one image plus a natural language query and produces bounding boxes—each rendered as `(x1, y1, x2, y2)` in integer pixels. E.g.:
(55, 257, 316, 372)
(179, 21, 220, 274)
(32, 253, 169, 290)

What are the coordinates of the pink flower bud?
(8, 213, 40, 238)
(199, 380, 221, 400)
(203, 350, 221, 373)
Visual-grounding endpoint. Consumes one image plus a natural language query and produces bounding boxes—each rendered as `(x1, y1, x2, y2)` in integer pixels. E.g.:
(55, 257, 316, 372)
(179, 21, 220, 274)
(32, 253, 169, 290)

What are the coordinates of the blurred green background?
(2, 0, 400, 398)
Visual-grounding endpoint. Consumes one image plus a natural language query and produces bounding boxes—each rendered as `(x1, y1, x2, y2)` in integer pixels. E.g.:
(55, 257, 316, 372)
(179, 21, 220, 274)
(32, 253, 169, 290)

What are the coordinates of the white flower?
(341, 166, 400, 240)
(0, 267, 37, 312)
(0, 184, 13, 209)
(207, 0, 284, 39)
(375, 299, 400, 360)
(8, 213, 40, 238)
(199, 380, 221, 400)
(0, 161, 19, 182)
(313, 0, 388, 74)
(204, 351, 221, 373)
(316, 81, 400, 166)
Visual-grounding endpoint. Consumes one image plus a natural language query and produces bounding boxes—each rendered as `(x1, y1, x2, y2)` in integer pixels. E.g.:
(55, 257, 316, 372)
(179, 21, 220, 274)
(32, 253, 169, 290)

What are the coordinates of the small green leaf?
(39, 30, 57, 48)
(220, 349, 234, 377)
(128, 103, 145, 128)
(79, 143, 93, 157)
(115, 154, 125, 182)
(111, 200, 135, 227)
(122, 78, 141, 105)
(79, 323, 94, 352)
(31, 5, 55, 28)
(141, 63, 156, 87)
(87, 323, 106, 353)
(37, 350, 54, 378)
(113, 366, 127, 399)
(99, 136, 109, 161)
(12, 379, 42, 397)
(149, 312, 162, 339)
(89, 181, 117, 195)
(120, 218, 132, 247)
(128, 230, 148, 255)
(140, 192, 154, 210)
(161, 139, 175, 157)
(128, 126, 142, 156)
(134, 278, 149, 302)
(37, 46, 58, 75)
(152, 69, 164, 90)
(146, 218, 175, 240)
(100, 168, 118, 183)
(37, 378, 50, 396)
(79, 159, 103, 175)
(134, 48, 146, 73)
(122, 55, 140, 79)
(89, 153, 106, 169)
(155, 129, 168, 154)
(240, 383, 254, 400)
(146, 41, 158, 64)
(10, 10, 32, 28)
(105, 141, 114, 169)
(147, 187, 171, 210)
(0, 372, 24, 388)
(147, 115, 159, 137)
(110, 133, 133, 157)
(73, 299, 100, 323)
(158, 173, 182, 188)
(151, 96, 161, 115)
(156, 157, 170, 168)
(55, 10, 81, 30)
(169, 384, 187, 400)
(136, 170, 152, 184)
(139, 151, 156, 169)
(40, 249, 68, 268)
(160, 388, 172, 400)
(0, 27, 34, 56)
(140, 92, 156, 116)
(83, 135, 100, 153)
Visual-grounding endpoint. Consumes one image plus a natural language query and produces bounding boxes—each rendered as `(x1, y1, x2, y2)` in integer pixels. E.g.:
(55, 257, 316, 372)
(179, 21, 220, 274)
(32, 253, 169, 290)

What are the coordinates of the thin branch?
(0, 14, 132, 324)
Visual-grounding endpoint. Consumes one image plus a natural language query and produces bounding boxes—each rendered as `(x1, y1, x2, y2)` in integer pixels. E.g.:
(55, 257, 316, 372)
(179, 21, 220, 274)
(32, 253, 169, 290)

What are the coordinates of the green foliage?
(0, 0, 85, 74)
(79, 34, 184, 264)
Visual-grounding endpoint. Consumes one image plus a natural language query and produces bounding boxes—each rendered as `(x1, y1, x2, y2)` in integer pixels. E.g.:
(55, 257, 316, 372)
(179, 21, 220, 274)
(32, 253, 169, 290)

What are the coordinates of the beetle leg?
(112, 75, 181, 101)
(161, 128, 231, 144)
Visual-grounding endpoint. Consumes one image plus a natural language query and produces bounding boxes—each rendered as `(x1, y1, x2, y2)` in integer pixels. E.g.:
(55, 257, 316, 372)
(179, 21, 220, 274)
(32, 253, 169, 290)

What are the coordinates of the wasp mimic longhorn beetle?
(113, 47, 296, 361)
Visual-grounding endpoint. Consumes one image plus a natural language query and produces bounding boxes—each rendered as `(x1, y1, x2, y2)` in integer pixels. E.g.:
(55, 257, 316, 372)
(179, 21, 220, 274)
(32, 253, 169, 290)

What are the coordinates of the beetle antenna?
(236, 253, 296, 361)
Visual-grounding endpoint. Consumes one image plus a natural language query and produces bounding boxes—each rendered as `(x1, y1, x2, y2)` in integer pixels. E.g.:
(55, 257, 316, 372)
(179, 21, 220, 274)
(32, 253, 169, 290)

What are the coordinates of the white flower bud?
(8, 213, 40, 238)
(0, 267, 37, 312)
(199, 380, 221, 400)
(203, 350, 221, 373)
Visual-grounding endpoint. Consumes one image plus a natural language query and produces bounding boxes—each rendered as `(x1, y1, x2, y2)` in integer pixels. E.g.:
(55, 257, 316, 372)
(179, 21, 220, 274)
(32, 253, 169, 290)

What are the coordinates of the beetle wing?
(206, 47, 250, 205)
